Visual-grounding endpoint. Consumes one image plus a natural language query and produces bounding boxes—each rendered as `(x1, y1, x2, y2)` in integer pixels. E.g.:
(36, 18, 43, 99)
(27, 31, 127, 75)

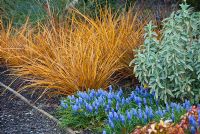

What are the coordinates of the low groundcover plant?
(58, 86, 192, 133)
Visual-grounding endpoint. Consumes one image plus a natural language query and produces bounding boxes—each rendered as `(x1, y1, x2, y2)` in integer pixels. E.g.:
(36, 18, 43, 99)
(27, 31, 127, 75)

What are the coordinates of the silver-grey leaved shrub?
(130, 3, 200, 103)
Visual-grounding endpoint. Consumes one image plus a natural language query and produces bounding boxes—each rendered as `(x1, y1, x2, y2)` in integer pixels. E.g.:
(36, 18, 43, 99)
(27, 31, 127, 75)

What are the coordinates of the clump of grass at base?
(0, 8, 144, 95)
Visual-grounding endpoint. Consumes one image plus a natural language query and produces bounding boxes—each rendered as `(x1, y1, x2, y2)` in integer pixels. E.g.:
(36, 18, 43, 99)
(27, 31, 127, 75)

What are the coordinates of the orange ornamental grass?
(0, 19, 37, 66)
(0, 8, 145, 95)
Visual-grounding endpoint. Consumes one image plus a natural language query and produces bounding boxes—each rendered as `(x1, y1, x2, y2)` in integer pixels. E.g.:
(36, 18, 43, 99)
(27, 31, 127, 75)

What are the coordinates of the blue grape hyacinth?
(59, 85, 195, 134)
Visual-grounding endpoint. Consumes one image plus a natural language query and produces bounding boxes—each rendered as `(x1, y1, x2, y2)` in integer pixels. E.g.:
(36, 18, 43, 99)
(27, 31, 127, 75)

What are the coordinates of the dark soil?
(0, 66, 66, 134)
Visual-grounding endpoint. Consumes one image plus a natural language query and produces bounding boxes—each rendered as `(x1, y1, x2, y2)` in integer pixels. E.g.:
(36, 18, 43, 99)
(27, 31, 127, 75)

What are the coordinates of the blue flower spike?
(191, 126, 196, 134)
(109, 85, 113, 92)
(189, 115, 197, 128)
(72, 105, 79, 112)
(60, 100, 68, 109)
(109, 119, 115, 128)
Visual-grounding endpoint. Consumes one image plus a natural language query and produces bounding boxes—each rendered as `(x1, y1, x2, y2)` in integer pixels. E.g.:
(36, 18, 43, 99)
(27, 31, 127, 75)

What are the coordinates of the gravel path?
(0, 66, 66, 134)
(0, 92, 65, 134)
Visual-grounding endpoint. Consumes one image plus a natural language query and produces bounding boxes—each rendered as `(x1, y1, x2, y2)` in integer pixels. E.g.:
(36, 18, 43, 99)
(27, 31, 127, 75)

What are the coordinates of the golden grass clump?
(0, 8, 145, 95)
(0, 20, 37, 66)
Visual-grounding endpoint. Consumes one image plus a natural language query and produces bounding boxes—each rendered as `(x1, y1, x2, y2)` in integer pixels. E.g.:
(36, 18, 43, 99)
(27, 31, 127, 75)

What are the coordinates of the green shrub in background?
(130, 2, 200, 103)
(0, 0, 176, 27)
(0, 0, 134, 27)
(73, 0, 134, 18)
(0, 0, 47, 26)
(0, 0, 73, 26)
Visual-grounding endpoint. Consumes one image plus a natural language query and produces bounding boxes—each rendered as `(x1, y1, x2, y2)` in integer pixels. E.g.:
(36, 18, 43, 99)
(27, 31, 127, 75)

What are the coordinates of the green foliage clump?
(0, 0, 72, 26)
(0, 0, 134, 27)
(131, 3, 200, 103)
(73, 0, 134, 18)
(0, 0, 47, 26)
